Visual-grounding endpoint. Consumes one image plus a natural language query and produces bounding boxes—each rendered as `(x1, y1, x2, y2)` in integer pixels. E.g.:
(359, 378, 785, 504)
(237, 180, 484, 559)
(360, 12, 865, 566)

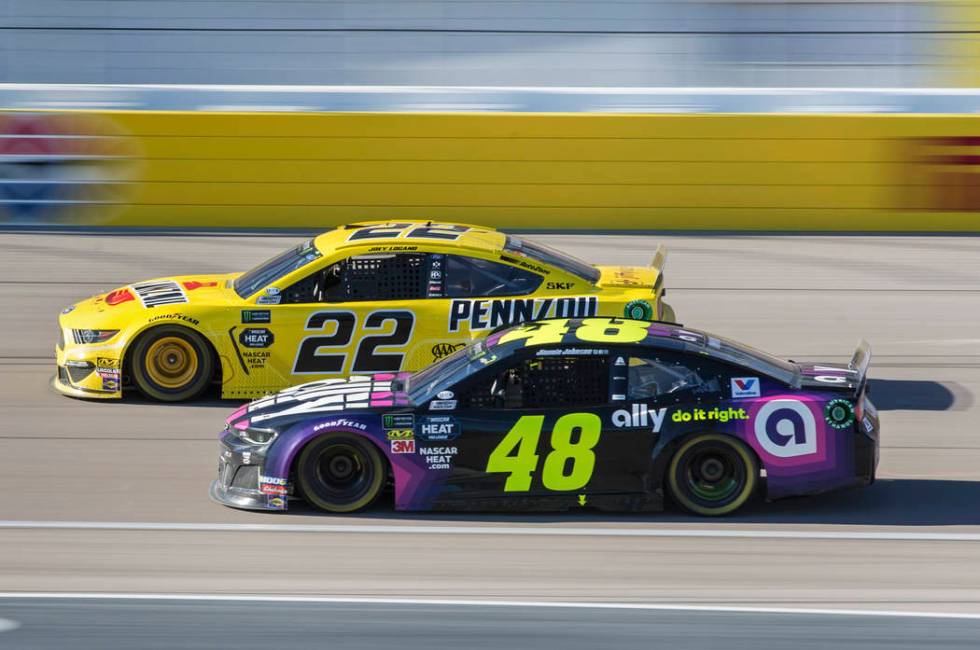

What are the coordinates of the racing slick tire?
(130, 325, 215, 402)
(667, 433, 759, 516)
(296, 433, 387, 513)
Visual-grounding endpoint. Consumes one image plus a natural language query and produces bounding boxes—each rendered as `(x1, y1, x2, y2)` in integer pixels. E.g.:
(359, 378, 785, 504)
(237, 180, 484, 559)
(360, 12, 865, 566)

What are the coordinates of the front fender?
(262, 413, 444, 511)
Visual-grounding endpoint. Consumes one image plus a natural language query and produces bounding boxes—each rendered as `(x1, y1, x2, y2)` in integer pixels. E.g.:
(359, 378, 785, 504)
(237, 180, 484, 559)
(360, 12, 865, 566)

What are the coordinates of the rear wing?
(651, 244, 667, 292)
(849, 339, 872, 385)
(651, 244, 667, 277)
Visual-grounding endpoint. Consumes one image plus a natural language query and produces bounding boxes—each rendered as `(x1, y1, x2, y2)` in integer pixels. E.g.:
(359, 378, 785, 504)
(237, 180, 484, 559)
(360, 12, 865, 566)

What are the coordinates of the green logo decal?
(624, 299, 654, 320)
(824, 399, 855, 429)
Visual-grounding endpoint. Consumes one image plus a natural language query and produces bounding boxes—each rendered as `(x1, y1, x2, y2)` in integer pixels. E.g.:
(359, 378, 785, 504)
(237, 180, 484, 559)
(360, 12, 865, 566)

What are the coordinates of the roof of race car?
(485, 317, 799, 383)
(488, 318, 709, 352)
(314, 221, 505, 256)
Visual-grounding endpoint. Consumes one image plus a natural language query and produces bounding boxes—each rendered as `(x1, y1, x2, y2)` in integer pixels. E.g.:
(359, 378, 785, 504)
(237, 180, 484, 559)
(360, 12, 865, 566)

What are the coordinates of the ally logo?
(730, 377, 760, 399)
(753, 399, 818, 458)
(611, 404, 667, 433)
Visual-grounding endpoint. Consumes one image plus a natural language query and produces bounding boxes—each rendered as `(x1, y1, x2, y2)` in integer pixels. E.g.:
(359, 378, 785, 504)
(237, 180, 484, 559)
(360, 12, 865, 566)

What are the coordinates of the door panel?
(426, 348, 654, 508)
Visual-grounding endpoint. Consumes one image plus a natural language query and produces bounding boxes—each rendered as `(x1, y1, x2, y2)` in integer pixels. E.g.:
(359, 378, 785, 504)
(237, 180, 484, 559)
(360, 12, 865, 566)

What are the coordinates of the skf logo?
(611, 404, 667, 433)
(546, 282, 573, 291)
(390, 439, 416, 454)
(753, 399, 818, 458)
(731, 377, 760, 399)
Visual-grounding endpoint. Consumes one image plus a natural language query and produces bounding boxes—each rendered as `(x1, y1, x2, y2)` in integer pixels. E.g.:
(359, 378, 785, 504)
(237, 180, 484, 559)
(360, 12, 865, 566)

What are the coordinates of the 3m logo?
(390, 439, 416, 454)
(730, 377, 760, 399)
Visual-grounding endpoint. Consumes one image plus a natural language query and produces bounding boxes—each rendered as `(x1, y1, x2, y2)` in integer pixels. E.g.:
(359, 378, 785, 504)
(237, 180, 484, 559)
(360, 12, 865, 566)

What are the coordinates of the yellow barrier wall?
(3, 110, 980, 231)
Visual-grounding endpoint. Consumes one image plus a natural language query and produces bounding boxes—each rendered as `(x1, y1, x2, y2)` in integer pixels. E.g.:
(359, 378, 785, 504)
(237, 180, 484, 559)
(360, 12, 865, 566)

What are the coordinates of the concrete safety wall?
(2, 109, 980, 231)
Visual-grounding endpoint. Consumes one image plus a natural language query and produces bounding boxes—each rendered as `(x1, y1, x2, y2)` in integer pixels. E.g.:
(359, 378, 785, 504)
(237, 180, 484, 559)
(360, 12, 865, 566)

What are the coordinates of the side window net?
(522, 356, 608, 408)
(281, 253, 429, 303)
(464, 354, 608, 409)
(339, 253, 428, 301)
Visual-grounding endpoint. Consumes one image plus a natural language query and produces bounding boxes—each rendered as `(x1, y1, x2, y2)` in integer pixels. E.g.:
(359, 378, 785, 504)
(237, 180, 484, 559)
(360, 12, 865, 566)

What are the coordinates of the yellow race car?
(55, 221, 674, 401)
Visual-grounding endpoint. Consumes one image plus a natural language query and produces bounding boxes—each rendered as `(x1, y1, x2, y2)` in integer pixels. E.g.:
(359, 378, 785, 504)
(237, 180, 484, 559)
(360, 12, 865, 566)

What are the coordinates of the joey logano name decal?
(449, 296, 598, 332)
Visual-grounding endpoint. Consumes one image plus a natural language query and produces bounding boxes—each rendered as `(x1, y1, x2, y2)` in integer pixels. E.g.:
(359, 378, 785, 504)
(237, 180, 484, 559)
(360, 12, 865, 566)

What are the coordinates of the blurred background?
(1, 0, 978, 87)
(3, 0, 980, 232)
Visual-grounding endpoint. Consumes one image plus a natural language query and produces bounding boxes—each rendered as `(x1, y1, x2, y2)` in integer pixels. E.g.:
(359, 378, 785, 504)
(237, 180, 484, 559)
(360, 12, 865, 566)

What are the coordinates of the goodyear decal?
(449, 296, 597, 332)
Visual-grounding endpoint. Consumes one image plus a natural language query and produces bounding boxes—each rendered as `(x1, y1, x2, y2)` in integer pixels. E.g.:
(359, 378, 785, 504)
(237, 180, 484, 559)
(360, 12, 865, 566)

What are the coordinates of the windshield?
(504, 235, 600, 283)
(706, 334, 799, 385)
(407, 340, 499, 403)
(233, 238, 323, 299)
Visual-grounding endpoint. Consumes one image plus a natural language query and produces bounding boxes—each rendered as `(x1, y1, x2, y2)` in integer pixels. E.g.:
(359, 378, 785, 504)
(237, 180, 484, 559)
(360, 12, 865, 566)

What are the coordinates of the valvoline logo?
(731, 377, 761, 399)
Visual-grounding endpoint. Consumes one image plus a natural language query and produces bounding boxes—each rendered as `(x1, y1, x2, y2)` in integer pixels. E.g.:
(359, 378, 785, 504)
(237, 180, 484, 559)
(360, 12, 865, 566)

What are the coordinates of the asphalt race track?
(1, 231, 979, 646)
(2, 597, 980, 650)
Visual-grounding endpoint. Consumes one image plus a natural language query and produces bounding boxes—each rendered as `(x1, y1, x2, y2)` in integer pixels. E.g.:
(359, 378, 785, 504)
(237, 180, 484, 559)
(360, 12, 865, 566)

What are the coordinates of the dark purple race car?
(210, 317, 879, 516)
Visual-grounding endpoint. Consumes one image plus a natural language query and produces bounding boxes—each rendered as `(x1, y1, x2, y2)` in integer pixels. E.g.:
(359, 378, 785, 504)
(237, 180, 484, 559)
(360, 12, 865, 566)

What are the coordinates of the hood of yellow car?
(594, 265, 658, 289)
(60, 274, 238, 327)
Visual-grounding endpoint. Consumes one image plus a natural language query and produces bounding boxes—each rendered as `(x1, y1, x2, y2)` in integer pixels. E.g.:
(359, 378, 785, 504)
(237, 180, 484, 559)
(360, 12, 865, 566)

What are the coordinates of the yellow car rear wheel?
(131, 326, 214, 402)
(667, 433, 758, 516)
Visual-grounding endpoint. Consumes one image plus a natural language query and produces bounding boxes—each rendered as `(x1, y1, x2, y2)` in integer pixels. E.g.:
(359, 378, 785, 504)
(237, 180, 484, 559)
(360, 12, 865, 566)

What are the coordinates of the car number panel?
(425, 409, 660, 512)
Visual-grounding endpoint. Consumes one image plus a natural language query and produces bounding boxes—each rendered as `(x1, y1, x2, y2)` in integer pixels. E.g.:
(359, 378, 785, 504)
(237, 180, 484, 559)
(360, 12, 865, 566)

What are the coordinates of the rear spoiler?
(651, 244, 667, 277)
(849, 339, 872, 386)
(651, 244, 667, 292)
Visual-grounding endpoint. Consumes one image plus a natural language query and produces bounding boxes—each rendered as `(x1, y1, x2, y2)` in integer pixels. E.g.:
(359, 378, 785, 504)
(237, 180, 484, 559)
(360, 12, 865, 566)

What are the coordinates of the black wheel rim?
(677, 441, 746, 508)
(310, 442, 374, 505)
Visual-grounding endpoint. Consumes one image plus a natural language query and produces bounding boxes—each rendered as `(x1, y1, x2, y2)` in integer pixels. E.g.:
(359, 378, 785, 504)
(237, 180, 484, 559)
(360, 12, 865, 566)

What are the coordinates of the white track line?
(2, 520, 980, 541)
(1, 593, 980, 621)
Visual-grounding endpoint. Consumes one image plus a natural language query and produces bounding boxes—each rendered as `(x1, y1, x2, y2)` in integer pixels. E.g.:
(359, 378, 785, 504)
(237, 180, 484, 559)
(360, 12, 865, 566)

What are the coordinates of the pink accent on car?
(226, 406, 247, 424)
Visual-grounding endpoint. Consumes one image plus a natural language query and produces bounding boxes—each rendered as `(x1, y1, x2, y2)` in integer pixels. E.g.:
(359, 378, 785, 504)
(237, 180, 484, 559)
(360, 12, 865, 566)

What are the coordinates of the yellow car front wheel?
(667, 433, 758, 516)
(131, 326, 214, 402)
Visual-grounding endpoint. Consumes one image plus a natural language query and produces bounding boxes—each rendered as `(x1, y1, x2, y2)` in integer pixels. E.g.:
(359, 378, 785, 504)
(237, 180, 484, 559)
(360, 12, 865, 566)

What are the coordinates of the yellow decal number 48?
(486, 413, 601, 492)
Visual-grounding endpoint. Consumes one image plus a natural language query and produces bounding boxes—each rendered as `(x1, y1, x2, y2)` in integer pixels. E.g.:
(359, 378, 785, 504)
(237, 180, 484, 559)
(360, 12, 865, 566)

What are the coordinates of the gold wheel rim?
(144, 336, 198, 389)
